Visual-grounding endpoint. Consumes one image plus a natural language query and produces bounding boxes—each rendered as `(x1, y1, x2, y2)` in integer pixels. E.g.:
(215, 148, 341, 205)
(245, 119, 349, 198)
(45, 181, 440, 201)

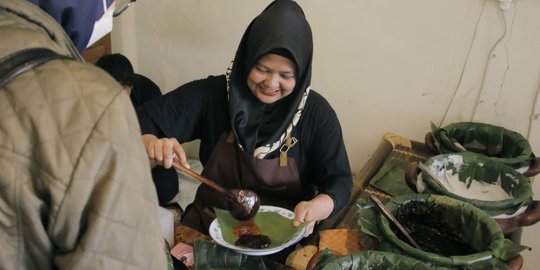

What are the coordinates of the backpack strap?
(0, 48, 71, 88)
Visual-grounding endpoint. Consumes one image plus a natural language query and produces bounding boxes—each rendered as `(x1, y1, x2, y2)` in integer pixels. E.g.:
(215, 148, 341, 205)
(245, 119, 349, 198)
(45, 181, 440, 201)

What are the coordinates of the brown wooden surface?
(319, 133, 431, 231)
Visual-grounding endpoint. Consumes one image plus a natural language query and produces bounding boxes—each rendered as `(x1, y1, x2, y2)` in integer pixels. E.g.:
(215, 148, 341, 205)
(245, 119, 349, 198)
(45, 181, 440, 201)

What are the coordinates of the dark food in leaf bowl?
(210, 206, 306, 256)
(233, 219, 271, 249)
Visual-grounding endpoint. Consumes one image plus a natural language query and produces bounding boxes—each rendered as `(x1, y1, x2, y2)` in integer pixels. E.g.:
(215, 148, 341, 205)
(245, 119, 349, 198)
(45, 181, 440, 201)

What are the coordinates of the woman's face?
(247, 53, 297, 104)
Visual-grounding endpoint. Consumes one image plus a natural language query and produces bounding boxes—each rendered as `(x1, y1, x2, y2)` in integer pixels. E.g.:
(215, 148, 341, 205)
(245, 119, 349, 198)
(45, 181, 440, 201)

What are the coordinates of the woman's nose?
(265, 73, 279, 88)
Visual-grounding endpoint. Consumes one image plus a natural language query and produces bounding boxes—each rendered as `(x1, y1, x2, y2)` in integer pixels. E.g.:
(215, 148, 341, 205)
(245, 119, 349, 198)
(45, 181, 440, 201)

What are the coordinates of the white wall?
(112, 0, 540, 268)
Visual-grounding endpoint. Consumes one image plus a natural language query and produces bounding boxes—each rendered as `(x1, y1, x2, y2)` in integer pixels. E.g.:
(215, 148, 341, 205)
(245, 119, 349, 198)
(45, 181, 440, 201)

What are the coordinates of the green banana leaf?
(369, 149, 418, 196)
(357, 197, 383, 241)
(421, 152, 533, 216)
(430, 122, 533, 168)
(193, 239, 290, 270)
(314, 249, 449, 270)
(357, 194, 528, 269)
(214, 208, 306, 249)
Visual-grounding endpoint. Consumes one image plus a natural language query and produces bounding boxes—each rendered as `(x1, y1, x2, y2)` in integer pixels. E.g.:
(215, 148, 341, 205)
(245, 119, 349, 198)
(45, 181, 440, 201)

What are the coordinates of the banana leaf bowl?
(358, 194, 528, 270)
(425, 122, 540, 177)
(308, 250, 445, 270)
(405, 152, 540, 234)
(308, 249, 524, 270)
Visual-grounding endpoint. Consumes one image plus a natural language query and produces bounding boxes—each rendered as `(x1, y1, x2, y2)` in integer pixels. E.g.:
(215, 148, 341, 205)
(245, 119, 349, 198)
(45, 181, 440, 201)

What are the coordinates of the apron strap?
(228, 131, 298, 167)
(279, 136, 297, 167)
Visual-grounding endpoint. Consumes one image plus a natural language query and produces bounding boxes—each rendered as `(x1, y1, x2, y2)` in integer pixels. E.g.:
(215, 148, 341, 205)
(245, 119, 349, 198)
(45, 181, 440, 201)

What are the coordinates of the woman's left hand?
(293, 194, 334, 237)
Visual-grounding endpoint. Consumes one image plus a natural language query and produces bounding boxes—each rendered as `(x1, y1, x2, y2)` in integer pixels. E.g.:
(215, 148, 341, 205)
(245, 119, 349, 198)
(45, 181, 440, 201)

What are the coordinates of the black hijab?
(228, 0, 313, 158)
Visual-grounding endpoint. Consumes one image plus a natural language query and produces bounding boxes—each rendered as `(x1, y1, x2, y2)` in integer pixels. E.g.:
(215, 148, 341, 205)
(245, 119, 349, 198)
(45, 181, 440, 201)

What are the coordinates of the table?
(172, 133, 527, 269)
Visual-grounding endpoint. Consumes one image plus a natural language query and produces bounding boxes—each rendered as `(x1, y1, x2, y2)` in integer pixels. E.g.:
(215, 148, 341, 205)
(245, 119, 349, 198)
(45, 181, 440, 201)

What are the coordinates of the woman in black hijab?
(137, 0, 352, 239)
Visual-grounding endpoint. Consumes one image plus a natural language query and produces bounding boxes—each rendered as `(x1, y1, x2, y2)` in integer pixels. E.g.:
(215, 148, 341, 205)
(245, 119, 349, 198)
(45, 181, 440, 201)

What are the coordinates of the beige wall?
(112, 0, 540, 267)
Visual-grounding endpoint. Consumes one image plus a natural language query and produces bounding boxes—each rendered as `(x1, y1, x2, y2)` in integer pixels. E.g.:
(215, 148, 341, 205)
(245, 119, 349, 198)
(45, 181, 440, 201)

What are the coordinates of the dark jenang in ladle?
(172, 160, 260, 220)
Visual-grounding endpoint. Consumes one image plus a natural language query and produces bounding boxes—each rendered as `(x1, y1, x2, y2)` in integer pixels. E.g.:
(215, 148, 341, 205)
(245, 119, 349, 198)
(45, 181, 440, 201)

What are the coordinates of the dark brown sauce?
(235, 234, 271, 249)
(395, 201, 476, 256)
(232, 219, 272, 249)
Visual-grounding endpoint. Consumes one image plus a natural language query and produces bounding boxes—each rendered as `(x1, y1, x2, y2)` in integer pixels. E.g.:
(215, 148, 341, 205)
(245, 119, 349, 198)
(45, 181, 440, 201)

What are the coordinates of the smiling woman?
(136, 2, 352, 264)
(137, 0, 352, 261)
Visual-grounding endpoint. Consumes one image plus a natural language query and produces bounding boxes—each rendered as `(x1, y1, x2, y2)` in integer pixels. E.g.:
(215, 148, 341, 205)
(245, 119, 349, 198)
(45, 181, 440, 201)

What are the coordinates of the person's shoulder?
(134, 73, 156, 85)
(307, 89, 325, 101)
(6, 58, 130, 149)
(133, 73, 161, 93)
(305, 89, 334, 111)
(202, 74, 227, 86)
(179, 74, 225, 87)
(42, 60, 130, 120)
(164, 75, 227, 103)
(302, 88, 342, 125)
(41, 59, 122, 98)
(184, 75, 227, 94)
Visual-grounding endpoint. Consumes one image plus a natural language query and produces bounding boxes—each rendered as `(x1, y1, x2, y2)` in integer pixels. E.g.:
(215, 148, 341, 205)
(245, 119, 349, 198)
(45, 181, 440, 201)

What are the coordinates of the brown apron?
(181, 132, 304, 233)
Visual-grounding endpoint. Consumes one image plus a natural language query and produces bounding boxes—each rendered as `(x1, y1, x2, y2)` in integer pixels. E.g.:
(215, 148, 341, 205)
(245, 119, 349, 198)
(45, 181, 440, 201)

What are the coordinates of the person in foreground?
(96, 53, 180, 206)
(138, 0, 352, 239)
(0, 0, 167, 269)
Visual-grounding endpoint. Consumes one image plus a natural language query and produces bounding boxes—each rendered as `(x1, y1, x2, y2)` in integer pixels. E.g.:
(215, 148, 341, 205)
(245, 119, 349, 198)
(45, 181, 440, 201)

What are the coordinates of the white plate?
(209, 205, 306, 256)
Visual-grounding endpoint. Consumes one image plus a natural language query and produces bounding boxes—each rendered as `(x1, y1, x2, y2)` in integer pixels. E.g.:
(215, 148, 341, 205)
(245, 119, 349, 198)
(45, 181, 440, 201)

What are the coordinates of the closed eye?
(280, 72, 295, 79)
(255, 65, 270, 73)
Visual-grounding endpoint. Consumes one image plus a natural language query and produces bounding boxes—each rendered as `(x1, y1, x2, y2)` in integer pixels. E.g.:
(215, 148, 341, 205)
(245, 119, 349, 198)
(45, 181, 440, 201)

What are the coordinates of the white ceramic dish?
(209, 205, 305, 256)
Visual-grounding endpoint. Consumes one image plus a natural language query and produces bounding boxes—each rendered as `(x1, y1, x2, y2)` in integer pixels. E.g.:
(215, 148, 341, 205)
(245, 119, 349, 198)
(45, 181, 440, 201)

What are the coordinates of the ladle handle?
(417, 162, 437, 180)
(417, 162, 447, 192)
(172, 160, 227, 194)
(369, 195, 422, 250)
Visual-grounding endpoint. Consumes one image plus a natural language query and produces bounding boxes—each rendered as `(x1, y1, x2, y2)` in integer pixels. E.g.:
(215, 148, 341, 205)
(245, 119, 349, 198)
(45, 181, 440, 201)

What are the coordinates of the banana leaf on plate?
(214, 207, 305, 249)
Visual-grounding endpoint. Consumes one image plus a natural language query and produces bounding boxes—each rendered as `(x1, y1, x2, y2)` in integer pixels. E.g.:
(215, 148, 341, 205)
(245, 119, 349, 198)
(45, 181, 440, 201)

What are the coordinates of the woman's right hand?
(142, 134, 190, 169)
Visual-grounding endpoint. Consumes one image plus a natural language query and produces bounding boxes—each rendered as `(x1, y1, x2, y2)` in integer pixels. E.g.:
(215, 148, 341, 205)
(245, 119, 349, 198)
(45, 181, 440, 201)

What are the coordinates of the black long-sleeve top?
(136, 75, 352, 216)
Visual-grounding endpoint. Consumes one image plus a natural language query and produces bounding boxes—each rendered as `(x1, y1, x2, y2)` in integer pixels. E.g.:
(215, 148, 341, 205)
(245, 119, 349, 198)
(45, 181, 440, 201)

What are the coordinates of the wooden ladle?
(369, 194, 422, 249)
(172, 160, 260, 220)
